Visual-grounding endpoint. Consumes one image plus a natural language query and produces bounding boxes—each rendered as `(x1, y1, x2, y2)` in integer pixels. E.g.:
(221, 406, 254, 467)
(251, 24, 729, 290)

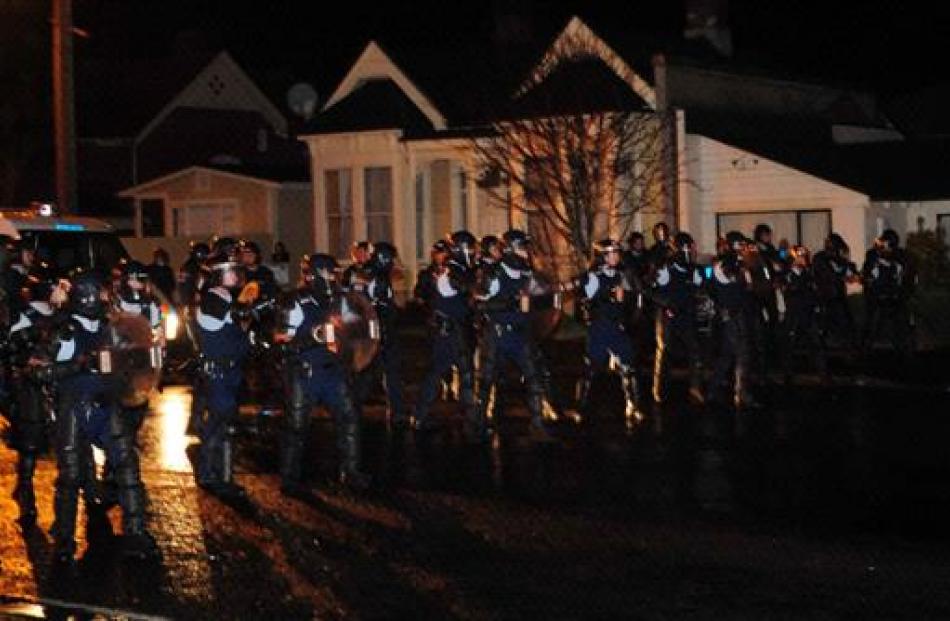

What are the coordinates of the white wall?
(684, 134, 870, 256)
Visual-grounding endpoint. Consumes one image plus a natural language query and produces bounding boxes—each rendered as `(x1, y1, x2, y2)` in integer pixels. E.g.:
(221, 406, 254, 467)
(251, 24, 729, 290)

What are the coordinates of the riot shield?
(102, 313, 163, 407)
(526, 271, 563, 341)
(330, 291, 381, 372)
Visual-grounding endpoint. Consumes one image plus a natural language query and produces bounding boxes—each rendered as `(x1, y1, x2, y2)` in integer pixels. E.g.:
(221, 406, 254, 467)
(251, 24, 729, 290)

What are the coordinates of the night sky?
(71, 1, 950, 97)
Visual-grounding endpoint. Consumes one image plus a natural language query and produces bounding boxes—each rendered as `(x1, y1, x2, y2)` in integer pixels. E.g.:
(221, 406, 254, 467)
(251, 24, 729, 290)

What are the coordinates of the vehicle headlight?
(164, 307, 180, 341)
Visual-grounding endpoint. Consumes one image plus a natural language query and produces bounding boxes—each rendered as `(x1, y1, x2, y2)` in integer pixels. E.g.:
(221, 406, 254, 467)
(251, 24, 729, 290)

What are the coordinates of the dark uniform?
(114, 260, 162, 434)
(812, 234, 858, 349)
(707, 232, 759, 408)
(195, 253, 251, 496)
(7, 265, 59, 521)
(780, 246, 827, 380)
(475, 230, 555, 442)
(861, 230, 912, 355)
(574, 239, 643, 422)
(48, 272, 158, 561)
(413, 240, 476, 431)
(181, 242, 211, 437)
(651, 232, 705, 403)
(350, 242, 406, 423)
(240, 240, 279, 302)
(749, 224, 787, 383)
(278, 253, 369, 492)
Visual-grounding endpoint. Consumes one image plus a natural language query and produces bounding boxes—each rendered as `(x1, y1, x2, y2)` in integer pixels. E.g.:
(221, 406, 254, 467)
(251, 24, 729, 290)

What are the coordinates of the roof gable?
(138, 52, 288, 142)
(519, 16, 657, 111)
(324, 41, 446, 130)
(305, 78, 433, 135)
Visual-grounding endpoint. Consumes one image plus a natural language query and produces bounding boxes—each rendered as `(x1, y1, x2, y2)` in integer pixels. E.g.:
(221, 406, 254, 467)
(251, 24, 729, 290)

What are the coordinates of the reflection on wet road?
(2, 358, 950, 618)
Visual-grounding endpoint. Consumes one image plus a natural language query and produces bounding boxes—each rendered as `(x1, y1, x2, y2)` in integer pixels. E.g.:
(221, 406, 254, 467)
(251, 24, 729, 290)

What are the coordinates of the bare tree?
(471, 28, 677, 272)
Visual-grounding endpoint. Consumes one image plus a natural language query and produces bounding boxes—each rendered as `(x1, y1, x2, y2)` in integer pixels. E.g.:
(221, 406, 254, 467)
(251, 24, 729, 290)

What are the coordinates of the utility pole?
(52, 0, 77, 214)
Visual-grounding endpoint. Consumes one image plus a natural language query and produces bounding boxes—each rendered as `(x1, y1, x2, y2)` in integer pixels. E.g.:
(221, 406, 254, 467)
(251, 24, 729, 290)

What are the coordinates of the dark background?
(71, 0, 950, 95)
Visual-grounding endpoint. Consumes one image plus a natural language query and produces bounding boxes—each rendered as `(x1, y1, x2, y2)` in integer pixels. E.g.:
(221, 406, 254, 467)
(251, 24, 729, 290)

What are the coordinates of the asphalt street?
(2, 336, 950, 620)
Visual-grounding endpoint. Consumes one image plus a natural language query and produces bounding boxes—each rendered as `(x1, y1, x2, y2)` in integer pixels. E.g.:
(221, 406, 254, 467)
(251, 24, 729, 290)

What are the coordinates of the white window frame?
(364, 166, 394, 243)
(325, 168, 354, 259)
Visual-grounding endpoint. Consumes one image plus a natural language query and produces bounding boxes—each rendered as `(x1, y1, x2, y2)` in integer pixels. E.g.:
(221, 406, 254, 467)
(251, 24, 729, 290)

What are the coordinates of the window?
(176, 202, 238, 237)
(141, 198, 165, 237)
(325, 169, 353, 259)
(364, 167, 393, 242)
(716, 209, 831, 250)
(415, 172, 426, 260)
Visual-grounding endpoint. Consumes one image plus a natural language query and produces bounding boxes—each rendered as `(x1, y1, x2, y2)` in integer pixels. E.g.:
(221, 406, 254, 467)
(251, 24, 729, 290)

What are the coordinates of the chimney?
(684, 0, 733, 57)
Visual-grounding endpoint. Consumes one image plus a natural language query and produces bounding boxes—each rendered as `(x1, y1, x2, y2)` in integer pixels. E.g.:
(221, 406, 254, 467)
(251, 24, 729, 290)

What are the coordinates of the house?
(117, 164, 311, 281)
(88, 50, 313, 270)
(301, 12, 941, 278)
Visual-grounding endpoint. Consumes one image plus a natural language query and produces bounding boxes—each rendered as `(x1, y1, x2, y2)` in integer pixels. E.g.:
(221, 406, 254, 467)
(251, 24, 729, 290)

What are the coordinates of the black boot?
(527, 393, 556, 443)
(13, 453, 38, 522)
(338, 423, 370, 491)
(621, 368, 645, 424)
(688, 364, 706, 405)
(279, 428, 307, 495)
(122, 530, 160, 560)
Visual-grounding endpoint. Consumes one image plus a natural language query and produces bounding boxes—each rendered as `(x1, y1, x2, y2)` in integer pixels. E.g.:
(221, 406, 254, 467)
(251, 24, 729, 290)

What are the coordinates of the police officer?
(813, 233, 858, 349)
(781, 245, 827, 381)
(351, 241, 406, 424)
(277, 253, 369, 492)
(475, 230, 556, 442)
(7, 262, 59, 521)
(572, 239, 644, 422)
(195, 249, 251, 497)
(651, 232, 705, 404)
(46, 270, 158, 561)
(149, 247, 176, 301)
(861, 229, 911, 355)
(749, 223, 786, 383)
(413, 239, 477, 432)
(240, 239, 278, 301)
(646, 222, 672, 270)
(113, 259, 163, 437)
(707, 232, 760, 409)
(341, 240, 373, 291)
(177, 241, 210, 307)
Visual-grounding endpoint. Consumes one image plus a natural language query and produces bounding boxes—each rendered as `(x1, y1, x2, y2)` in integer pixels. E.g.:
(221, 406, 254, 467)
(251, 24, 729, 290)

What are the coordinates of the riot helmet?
(70, 270, 107, 319)
(593, 238, 623, 268)
(449, 230, 477, 268)
(301, 253, 338, 296)
(480, 235, 502, 261)
(368, 241, 398, 275)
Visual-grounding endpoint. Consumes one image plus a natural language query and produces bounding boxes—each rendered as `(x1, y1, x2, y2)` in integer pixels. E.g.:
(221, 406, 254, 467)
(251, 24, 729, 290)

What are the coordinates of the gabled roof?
(78, 51, 215, 138)
(306, 78, 434, 135)
(77, 51, 286, 140)
(512, 56, 653, 118)
(322, 41, 447, 130)
(518, 16, 657, 110)
(117, 165, 289, 197)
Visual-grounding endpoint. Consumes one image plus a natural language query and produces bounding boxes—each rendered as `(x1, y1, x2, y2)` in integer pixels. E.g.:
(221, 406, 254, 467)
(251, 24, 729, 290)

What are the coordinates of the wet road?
(2, 342, 950, 619)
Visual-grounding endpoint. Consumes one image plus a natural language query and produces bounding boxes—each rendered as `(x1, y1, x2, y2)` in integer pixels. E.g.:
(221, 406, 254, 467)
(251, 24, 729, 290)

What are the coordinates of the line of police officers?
(1, 243, 164, 562)
(1, 222, 913, 564)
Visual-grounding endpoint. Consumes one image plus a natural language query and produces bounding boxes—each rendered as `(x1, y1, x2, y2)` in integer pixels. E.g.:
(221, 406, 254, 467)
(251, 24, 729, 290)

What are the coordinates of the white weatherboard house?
(300, 16, 948, 281)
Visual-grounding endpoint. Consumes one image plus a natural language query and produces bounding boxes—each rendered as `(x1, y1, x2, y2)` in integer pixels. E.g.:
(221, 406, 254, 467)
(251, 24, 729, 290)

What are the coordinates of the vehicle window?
(24, 232, 89, 276)
(19, 230, 128, 277)
(91, 233, 129, 271)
